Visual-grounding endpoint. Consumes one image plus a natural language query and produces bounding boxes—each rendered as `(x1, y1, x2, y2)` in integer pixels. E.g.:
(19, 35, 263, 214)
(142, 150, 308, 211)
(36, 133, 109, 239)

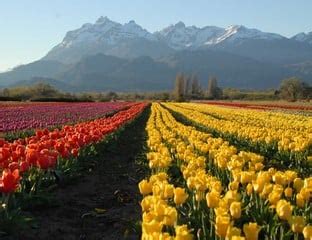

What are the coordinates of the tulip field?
(139, 103, 312, 240)
(0, 102, 131, 132)
(0, 101, 312, 239)
(0, 101, 147, 236)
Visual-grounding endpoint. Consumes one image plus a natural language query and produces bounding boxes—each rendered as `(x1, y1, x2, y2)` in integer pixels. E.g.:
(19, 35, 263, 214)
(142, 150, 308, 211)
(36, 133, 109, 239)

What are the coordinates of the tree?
(191, 74, 201, 98)
(207, 76, 222, 99)
(301, 82, 312, 99)
(279, 77, 305, 101)
(184, 75, 191, 98)
(2, 88, 10, 97)
(31, 83, 59, 98)
(106, 91, 118, 101)
(173, 73, 185, 101)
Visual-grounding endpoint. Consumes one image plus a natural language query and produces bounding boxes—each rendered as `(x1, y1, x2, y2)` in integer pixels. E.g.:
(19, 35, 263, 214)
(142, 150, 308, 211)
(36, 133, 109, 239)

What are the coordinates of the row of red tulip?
(0, 103, 147, 194)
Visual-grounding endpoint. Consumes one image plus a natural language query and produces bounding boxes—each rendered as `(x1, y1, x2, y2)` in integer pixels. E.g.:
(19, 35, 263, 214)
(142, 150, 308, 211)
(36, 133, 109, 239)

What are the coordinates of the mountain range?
(1, 16, 312, 91)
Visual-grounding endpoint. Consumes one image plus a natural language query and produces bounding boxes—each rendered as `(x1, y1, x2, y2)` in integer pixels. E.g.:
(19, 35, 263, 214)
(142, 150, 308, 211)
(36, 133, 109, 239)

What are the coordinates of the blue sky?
(0, 0, 311, 71)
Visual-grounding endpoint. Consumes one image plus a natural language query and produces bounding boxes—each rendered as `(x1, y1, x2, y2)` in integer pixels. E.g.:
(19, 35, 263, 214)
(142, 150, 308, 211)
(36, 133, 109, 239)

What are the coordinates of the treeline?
(0, 83, 93, 102)
(0, 76, 311, 102)
(172, 74, 312, 102)
(0, 83, 171, 102)
(224, 78, 312, 101)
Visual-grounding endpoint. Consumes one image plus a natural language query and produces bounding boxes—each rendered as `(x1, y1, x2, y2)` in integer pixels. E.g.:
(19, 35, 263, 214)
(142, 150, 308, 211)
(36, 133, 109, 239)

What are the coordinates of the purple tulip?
(0, 102, 130, 132)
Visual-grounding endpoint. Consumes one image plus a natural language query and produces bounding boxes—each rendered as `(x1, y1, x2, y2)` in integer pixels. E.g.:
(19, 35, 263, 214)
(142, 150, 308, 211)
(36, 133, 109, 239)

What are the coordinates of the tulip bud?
(296, 193, 305, 208)
(284, 187, 293, 198)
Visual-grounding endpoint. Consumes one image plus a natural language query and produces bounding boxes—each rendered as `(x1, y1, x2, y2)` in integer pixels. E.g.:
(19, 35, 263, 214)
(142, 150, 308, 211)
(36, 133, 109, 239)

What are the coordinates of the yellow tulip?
(175, 225, 193, 240)
(163, 184, 174, 199)
(141, 196, 153, 212)
(232, 237, 246, 240)
(276, 200, 293, 221)
(268, 191, 281, 205)
(289, 215, 306, 233)
(243, 222, 261, 240)
(226, 226, 242, 240)
(230, 201, 242, 219)
(229, 181, 240, 191)
(273, 172, 287, 186)
(300, 187, 311, 201)
(293, 178, 304, 192)
(224, 190, 241, 205)
(284, 187, 293, 198)
(139, 179, 153, 195)
(246, 183, 253, 196)
(142, 219, 163, 235)
(285, 171, 297, 183)
(303, 225, 312, 240)
(240, 171, 254, 184)
(261, 183, 273, 197)
(215, 216, 231, 238)
(214, 207, 228, 217)
(254, 162, 264, 171)
(163, 207, 177, 226)
(296, 193, 305, 208)
(174, 187, 189, 205)
(304, 177, 312, 188)
(206, 191, 220, 208)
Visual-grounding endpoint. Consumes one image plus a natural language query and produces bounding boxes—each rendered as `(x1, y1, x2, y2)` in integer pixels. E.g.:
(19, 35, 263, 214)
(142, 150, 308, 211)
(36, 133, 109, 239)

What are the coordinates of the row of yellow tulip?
(163, 103, 312, 153)
(180, 103, 311, 131)
(140, 104, 193, 239)
(139, 103, 312, 240)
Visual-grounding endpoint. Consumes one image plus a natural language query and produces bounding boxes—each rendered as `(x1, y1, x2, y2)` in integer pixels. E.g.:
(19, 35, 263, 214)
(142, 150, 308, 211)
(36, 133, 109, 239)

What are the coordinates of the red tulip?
(0, 169, 20, 193)
(0, 147, 10, 162)
(0, 139, 6, 147)
(37, 153, 50, 170)
(8, 162, 19, 171)
(20, 161, 30, 173)
(25, 148, 38, 165)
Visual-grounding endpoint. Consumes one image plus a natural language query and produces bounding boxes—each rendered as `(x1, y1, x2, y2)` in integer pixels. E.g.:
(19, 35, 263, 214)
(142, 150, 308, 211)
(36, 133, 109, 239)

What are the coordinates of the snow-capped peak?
(205, 25, 284, 45)
(122, 20, 156, 40)
(51, 16, 295, 60)
(210, 25, 242, 44)
(58, 17, 158, 48)
(155, 21, 225, 49)
(156, 22, 284, 49)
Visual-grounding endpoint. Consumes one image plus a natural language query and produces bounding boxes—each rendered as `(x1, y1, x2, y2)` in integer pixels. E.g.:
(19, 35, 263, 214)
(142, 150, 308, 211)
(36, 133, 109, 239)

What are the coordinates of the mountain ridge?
(1, 16, 312, 91)
(44, 16, 304, 64)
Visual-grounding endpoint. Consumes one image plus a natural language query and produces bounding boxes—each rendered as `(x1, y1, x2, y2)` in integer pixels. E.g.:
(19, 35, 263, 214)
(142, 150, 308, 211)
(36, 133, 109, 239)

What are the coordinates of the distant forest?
(0, 75, 311, 102)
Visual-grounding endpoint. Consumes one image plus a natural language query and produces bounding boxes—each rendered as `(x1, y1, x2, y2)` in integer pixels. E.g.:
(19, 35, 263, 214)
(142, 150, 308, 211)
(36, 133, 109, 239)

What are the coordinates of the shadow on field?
(19, 107, 150, 240)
